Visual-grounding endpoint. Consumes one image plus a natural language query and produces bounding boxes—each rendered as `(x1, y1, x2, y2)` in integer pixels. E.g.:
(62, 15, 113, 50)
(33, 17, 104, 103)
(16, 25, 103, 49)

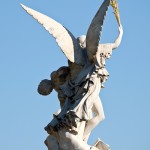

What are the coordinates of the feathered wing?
(21, 4, 85, 65)
(86, 0, 110, 62)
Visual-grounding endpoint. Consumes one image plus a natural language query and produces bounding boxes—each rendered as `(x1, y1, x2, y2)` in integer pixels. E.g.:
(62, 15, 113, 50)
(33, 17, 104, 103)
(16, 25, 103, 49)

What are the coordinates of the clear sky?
(0, 0, 150, 149)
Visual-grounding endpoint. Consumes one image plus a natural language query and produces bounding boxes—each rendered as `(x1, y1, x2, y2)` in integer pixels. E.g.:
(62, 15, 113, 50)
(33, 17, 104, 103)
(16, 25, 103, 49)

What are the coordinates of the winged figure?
(21, 0, 123, 149)
(21, 0, 113, 73)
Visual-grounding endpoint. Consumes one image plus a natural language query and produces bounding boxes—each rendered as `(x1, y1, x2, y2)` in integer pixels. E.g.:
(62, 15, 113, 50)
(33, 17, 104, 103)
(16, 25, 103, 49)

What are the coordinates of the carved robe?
(45, 62, 109, 134)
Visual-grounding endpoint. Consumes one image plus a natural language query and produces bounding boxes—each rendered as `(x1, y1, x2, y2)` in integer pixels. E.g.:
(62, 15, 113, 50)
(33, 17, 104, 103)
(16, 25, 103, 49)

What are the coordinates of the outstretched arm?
(112, 25, 123, 49)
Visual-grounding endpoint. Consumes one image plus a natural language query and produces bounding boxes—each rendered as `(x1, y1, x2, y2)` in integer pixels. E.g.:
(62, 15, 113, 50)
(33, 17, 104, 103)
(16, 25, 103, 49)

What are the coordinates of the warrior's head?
(77, 35, 86, 48)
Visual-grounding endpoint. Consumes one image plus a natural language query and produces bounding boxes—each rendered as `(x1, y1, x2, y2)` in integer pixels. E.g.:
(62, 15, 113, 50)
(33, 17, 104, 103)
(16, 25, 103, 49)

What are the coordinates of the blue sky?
(0, 0, 150, 149)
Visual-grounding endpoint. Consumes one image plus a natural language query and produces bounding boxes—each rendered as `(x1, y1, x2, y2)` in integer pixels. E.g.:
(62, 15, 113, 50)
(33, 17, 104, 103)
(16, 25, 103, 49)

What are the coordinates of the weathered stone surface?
(21, 0, 123, 149)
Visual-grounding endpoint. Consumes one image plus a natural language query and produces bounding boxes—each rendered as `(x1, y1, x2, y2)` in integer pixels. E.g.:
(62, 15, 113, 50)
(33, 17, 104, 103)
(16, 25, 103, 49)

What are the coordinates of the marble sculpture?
(21, 0, 123, 149)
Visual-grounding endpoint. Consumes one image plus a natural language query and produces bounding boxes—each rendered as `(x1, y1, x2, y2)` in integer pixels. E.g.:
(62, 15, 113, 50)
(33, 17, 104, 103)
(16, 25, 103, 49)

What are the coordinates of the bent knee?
(97, 113, 105, 123)
(101, 114, 105, 121)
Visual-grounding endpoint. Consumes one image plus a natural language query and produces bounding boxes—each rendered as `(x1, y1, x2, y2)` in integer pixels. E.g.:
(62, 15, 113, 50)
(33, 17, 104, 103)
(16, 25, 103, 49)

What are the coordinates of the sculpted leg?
(83, 97, 105, 140)
(58, 129, 96, 150)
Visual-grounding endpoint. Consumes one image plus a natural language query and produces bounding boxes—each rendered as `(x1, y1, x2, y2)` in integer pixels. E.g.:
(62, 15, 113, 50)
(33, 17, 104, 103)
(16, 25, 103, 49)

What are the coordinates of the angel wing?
(21, 4, 85, 66)
(86, 0, 110, 62)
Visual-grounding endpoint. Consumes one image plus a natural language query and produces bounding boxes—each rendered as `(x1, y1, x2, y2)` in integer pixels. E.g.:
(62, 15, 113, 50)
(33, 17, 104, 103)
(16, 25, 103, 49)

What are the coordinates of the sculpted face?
(98, 44, 113, 59)
(77, 35, 86, 48)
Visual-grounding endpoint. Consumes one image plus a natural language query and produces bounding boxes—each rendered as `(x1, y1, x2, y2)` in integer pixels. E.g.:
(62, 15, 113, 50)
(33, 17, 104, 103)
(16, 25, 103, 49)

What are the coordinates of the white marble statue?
(21, 0, 123, 149)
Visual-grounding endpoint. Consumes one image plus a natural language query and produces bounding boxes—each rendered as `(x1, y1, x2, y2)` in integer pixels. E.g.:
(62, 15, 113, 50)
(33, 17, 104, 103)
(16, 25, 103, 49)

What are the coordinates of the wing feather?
(21, 4, 85, 65)
(86, 0, 110, 62)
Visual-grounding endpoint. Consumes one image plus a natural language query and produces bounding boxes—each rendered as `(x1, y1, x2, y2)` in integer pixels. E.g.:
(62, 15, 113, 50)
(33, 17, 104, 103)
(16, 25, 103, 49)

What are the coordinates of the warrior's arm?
(112, 25, 123, 50)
